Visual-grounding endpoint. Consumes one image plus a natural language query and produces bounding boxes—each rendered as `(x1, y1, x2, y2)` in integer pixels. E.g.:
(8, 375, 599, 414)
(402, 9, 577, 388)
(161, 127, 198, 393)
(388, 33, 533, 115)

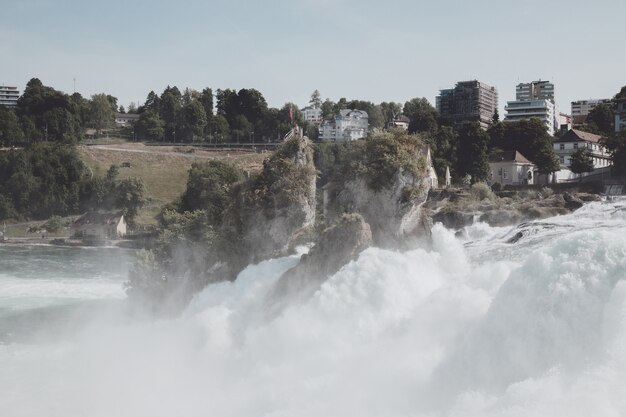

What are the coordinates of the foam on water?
(2, 201, 626, 416)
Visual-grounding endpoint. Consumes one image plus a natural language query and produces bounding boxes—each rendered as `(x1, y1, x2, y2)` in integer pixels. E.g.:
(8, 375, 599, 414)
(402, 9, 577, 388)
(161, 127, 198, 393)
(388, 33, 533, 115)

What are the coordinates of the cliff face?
(321, 132, 434, 248)
(219, 136, 317, 273)
(329, 170, 431, 247)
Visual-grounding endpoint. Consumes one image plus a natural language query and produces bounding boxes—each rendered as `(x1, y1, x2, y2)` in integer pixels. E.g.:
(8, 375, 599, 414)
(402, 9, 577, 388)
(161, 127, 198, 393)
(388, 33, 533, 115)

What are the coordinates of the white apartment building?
(571, 98, 612, 124)
(0, 86, 19, 107)
(319, 109, 369, 142)
(302, 106, 322, 125)
(504, 99, 556, 135)
(553, 129, 610, 171)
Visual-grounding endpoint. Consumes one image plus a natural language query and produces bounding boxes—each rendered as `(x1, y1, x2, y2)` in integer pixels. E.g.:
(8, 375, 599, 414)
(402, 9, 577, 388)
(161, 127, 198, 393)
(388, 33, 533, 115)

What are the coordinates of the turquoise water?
(0, 245, 134, 342)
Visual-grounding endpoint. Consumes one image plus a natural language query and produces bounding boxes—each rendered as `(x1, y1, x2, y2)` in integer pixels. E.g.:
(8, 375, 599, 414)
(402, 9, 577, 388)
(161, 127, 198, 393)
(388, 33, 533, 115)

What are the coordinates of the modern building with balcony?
(504, 99, 556, 135)
(0, 86, 19, 107)
(319, 109, 368, 142)
(436, 80, 498, 130)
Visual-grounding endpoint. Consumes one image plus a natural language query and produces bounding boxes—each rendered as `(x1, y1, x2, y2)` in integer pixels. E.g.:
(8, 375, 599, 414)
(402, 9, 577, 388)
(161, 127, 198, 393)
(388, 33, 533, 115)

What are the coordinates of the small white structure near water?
(489, 151, 535, 186)
(71, 212, 127, 240)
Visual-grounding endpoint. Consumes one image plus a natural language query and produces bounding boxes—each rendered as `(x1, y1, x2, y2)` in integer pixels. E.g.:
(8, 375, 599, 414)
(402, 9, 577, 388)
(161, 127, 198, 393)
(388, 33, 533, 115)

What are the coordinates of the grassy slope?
(78, 143, 268, 225)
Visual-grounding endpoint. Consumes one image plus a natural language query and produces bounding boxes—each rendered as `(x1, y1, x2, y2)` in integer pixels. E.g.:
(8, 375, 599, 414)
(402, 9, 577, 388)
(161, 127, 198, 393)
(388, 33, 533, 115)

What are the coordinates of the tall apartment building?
(504, 99, 556, 135)
(0, 86, 19, 107)
(516, 80, 555, 101)
(436, 80, 498, 130)
(571, 98, 612, 124)
(505, 80, 558, 135)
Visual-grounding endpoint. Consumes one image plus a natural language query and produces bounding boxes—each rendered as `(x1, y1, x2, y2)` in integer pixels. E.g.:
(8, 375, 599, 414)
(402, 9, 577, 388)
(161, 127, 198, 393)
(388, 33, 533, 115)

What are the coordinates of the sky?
(2, 0, 625, 115)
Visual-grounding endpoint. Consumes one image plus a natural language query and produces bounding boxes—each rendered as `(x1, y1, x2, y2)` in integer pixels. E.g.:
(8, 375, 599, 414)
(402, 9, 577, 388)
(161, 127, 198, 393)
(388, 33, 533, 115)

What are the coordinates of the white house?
(489, 151, 535, 186)
(387, 115, 410, 130)
(115, 113, 140, 127)
(319, 109, 369, 142)
(71, 212, 127, 240)
(552, 129, 611, 182)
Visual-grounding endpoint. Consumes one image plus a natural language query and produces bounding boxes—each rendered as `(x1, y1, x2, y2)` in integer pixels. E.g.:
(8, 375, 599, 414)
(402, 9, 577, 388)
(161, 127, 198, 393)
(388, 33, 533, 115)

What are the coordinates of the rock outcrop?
(269, 213, 372, 307)
(217, 136, 317, 279)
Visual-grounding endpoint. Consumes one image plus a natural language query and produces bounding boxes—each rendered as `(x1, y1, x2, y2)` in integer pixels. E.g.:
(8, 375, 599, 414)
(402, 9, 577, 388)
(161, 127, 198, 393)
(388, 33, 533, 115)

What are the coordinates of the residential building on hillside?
(488, 151, 535, 186)
(436, 80, 498, 130)
(0, 86, 19, 107)
(115, 113, 140, 127)
(616, 97, 626, 132)
(302, 106, 322, 125)
(387, 115, 410, 130)
(504, 99, 556, 135)
(571, 98, 612, 124)
(319, 109, 369, 142)
(516, 80, 555, 101)
(554, 128, 610, 171)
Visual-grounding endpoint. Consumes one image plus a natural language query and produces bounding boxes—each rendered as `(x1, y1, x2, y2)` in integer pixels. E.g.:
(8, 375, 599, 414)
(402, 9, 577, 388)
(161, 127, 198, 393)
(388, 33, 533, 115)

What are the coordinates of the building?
(571, 99, 612, 124)
(616, 97, 626, 132)
(489, 151, 535, 186)
(436, 80, 498, 130)
(302, 106, 323, 125)
(504, 80, 559, 135)
(0, 86, 19, 107)
(516, 80, 555, 101)
(551, 129, 611, 182)
(115, 113, 140, 127)
(387, 115, 410, 130)
(504, 99, 556, 135)
(71, 212, 127, 240)
(319, 109, 369, 142)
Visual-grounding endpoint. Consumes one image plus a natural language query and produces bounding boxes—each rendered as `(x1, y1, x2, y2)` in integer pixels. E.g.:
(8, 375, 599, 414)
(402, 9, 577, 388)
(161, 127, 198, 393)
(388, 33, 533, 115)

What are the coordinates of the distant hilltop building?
(505, 80, 557, 135)
(571, 98, 612, 124)
(0, 85, 19, 107)
(516, 80, 554, 101)
(436, 80, 498, 130)
(302, 106, 323, 125)
(114, 113, 140, 127)
(319, 109, 369, 142)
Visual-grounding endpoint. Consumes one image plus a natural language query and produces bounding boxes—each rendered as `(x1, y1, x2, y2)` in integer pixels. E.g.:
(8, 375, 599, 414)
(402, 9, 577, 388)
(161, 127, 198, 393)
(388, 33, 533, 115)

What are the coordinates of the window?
(559, 143, 565, 150)
(503, 169, 507, 179)
(560, 156, 564, 164)
(574, 143, 578, 149)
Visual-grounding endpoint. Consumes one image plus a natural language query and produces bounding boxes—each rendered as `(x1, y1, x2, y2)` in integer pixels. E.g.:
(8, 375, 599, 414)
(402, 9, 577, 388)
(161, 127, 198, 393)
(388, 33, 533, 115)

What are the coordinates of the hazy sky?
(2, 0, 625, 114)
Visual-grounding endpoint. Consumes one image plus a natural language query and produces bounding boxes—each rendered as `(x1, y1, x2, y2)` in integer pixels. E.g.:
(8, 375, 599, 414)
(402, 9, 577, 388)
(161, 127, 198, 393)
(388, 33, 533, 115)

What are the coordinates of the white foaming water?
(2, 200, 626, 416)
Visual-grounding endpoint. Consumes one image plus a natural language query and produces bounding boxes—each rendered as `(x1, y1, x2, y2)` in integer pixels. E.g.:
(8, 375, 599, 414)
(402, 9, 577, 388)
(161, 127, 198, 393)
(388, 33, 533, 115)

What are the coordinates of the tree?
(456, 122, 490, 183)
(180, 100, 207, 141)
(569, 148, 594, 180)
(199, 87, 213, 135)
(321, 99, 335, 120)
(601, 131, 626, 176)
(114, 178, 145, 228)
(586, 103, 614, 135)
(492, 109, 500, 124)
(136, 111, 164, 141)
(403, 98, 439, 134)
(491, 119, 559, 175)
(309, 90, 322, 108)
(89, 94, 115, 134)
(209, 115, 230, 142)
(178, 160, 245, 224)
(0, 107, 25, 146)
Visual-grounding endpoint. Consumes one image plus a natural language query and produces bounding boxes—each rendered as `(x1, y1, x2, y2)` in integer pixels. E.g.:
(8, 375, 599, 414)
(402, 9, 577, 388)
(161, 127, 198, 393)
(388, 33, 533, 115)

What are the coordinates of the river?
(1, 200, 626, 416)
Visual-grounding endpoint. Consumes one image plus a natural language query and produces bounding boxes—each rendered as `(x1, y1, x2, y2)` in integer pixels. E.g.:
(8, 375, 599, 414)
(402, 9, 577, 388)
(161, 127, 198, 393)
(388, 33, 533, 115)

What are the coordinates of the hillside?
(78, 143, 268, 224)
